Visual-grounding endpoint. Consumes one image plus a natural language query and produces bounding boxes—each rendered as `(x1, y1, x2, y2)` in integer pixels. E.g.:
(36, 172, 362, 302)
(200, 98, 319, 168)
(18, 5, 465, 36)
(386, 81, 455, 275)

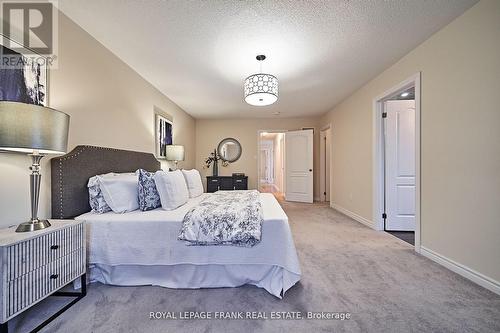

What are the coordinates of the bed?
(51, 145, 301, 298)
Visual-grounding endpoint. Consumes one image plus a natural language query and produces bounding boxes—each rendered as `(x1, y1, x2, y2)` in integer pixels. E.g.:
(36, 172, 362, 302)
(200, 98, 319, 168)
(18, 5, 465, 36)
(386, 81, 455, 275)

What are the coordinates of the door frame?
(372, 72, 421, 252)
(319, 124, 332, 202)
(257, 130, 286, 192)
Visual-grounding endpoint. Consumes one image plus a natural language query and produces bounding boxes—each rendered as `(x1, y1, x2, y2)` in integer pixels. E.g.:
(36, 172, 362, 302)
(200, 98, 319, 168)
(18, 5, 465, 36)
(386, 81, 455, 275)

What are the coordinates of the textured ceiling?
(58, 0, 477, 119)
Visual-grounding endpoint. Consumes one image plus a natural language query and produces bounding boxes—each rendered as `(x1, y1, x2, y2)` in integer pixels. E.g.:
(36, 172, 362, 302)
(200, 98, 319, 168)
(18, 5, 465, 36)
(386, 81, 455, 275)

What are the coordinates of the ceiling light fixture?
(244, 55, 278, 106)
(400, 92, 410, 97)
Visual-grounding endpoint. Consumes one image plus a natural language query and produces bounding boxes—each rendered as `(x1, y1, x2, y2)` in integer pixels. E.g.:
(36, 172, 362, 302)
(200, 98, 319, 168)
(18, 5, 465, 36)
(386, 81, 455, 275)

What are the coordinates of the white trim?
(320, 123, 332, 131)
(320, 130, 326, 201)
(331, 203, 376, 229)
(421, 246, 500, 295)
(372, 72, 421, 253)
(319, 124, 332, 202)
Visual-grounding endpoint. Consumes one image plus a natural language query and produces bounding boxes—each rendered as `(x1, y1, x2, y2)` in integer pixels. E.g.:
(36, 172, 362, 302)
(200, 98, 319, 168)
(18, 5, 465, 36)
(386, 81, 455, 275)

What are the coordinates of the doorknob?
(309, 169, 312, 172)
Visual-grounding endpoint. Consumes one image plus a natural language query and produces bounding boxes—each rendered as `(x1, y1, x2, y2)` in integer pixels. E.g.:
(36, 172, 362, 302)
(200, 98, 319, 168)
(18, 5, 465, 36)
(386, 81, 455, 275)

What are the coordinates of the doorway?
(373, 73, 421, 251)
(258, 131, 285, 200)
(320, 125, 332, 202)
(384, 96, 416, 245)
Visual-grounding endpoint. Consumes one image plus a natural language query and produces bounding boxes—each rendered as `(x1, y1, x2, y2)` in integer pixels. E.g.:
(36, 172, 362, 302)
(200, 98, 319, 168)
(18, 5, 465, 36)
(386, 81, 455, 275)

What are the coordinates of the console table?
(0, 220, 86, 333)
(207, 175, 248, 192)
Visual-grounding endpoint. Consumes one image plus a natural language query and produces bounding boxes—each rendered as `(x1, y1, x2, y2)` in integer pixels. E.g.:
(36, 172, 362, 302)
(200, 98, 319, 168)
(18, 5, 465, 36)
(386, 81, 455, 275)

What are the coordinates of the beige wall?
(0, 13, 196, 227)
(195, 118, 321, 198)
(320, 0, 500, 282)
(1, 0, 497, 290)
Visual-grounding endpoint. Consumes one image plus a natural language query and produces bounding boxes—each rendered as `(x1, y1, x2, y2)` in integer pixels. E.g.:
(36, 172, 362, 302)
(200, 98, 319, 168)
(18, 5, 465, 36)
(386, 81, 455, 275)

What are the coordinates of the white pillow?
(181, 169, 204, 198)
(99, 173, 139, 213)
(154, 170, 189, 210)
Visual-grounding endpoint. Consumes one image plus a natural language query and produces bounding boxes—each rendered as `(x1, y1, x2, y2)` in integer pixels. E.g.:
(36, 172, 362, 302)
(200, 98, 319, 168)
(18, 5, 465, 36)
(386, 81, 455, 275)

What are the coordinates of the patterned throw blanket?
(178, 190, 263, 247)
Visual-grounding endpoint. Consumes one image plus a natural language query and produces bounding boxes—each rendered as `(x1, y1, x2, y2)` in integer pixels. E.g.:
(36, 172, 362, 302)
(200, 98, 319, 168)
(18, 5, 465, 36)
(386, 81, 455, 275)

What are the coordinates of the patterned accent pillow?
(88, 174, 112, 214)
(138, 169, 161, 211)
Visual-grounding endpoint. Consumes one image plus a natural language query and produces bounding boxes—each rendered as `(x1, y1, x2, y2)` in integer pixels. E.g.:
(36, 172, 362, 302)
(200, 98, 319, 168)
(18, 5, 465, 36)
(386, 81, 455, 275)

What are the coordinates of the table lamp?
(165, 145, 185, 170)
(0, 101, 70, 232)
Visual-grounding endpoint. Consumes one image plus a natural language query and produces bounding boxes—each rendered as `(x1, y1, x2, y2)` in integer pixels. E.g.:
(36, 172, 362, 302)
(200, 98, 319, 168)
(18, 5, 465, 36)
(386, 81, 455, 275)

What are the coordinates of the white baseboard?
(421, 246, 500, 295)
(330, 203, 376, 229)
(330, 204, 499, 295)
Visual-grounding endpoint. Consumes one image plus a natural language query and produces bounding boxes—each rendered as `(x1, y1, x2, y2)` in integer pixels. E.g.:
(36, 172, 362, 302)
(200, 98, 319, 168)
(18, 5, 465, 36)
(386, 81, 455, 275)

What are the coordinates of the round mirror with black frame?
(217, 138, 242, 163)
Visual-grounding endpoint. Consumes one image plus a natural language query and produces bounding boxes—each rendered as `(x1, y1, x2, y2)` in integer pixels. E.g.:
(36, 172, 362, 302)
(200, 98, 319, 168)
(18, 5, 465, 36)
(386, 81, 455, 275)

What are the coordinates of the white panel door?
(285, 129, 314, 203)
(384, 100, 416, 231)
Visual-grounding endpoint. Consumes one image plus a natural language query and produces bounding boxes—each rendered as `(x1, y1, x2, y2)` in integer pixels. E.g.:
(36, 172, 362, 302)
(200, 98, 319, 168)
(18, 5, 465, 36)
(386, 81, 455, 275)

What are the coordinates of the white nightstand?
(0, 220, 86, 333)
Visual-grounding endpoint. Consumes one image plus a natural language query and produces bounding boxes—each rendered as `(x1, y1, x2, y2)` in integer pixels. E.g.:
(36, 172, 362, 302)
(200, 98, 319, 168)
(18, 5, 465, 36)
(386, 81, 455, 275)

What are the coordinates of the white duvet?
(75, 193, 301, 298)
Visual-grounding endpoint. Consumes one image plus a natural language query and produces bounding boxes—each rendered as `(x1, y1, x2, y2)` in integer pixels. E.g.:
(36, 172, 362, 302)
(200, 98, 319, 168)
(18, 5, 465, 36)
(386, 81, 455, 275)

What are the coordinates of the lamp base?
(15, 220, 51, 233)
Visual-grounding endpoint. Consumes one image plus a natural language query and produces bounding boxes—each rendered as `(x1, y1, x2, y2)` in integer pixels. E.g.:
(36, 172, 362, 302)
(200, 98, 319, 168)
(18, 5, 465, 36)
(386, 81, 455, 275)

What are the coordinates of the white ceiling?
(58, 0, 476, 119)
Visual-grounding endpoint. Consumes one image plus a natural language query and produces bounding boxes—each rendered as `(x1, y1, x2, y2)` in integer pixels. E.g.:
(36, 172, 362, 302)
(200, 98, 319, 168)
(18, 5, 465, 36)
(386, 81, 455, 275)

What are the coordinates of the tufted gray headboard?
(50, 145, 161, 219)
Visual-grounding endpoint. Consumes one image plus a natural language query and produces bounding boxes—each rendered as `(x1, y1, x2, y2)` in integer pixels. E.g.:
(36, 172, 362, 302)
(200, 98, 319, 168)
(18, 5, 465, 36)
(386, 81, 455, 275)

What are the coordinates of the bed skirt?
(83, 263, 300, 299)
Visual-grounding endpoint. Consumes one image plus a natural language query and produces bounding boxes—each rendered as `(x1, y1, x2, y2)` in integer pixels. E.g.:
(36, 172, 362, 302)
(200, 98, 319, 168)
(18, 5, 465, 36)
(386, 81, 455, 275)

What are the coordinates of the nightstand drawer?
(6, 223, 84, 281)
(234, 178, 248, 190)
(219, 178, 234, 190)
(206, 176, 248, 192)
(5, 248, 85, 319)
(207, 178, 220, 193)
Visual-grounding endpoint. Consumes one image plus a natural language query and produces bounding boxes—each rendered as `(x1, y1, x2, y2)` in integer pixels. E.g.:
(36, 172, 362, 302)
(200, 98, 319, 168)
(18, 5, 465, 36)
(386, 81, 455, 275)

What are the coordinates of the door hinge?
(382, 213, 387, 219)
(324, 191, 326, 195)
(382, 112, 387, 118)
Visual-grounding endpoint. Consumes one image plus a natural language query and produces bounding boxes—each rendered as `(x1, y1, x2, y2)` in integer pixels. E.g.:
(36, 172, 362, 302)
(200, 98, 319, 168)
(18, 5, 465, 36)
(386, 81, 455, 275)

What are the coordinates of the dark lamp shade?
(0, 101, 70, 154)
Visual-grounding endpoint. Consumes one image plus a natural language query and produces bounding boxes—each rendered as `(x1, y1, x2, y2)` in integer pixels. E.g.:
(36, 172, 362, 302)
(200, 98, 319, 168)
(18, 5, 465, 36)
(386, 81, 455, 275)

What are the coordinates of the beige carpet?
(10, 200, 500, 332)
